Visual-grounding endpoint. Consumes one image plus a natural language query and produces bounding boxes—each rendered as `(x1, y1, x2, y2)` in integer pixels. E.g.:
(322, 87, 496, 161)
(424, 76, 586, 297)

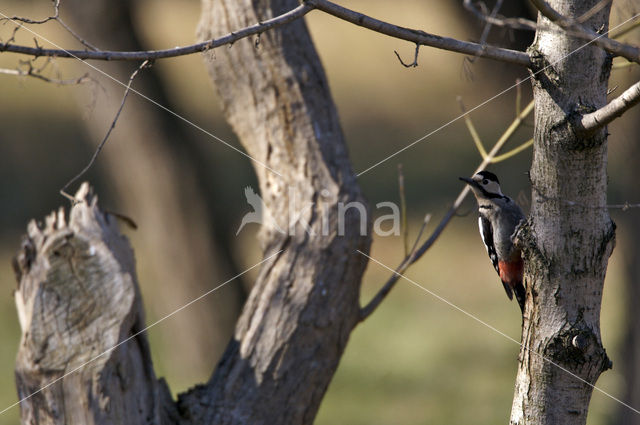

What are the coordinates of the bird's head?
(459, 170, 504, 199)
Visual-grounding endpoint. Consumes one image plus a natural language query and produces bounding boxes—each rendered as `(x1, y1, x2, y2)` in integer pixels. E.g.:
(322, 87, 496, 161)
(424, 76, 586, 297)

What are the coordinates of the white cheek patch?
(485, 181, 503, 195)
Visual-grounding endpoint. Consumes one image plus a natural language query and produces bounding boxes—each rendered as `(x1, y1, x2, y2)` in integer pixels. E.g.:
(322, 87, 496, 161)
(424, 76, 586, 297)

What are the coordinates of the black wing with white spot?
(478, 215, 498, 274)
(478, 214, 514, 300)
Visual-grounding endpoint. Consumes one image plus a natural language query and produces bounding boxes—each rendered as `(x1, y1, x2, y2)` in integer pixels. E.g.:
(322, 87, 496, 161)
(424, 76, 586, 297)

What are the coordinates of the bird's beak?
(459, 176, 480, 189)
(459, 177, 473, 184)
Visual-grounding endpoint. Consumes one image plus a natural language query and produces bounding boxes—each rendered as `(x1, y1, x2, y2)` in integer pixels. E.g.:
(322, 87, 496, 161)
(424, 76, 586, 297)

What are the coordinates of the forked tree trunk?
(510, 1, 615, 424)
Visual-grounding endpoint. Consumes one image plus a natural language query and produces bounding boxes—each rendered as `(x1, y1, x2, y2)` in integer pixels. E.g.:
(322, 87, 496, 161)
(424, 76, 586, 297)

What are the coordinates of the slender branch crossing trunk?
(510, 1, 615, 423)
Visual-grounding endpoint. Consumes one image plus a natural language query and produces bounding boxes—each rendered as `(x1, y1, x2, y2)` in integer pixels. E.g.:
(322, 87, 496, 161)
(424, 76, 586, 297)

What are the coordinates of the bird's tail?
(514, 280, 526, 314)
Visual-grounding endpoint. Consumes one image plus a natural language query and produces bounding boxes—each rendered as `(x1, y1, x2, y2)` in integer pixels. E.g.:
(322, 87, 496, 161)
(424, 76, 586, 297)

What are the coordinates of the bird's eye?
(482, 179, 489, 185)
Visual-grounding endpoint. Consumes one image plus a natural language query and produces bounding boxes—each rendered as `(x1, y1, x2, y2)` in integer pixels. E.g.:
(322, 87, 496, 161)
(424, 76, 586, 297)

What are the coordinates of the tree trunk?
(171, 0, 371, 423)
(510, 1, 615, 424)
(13, 184, 178, 425)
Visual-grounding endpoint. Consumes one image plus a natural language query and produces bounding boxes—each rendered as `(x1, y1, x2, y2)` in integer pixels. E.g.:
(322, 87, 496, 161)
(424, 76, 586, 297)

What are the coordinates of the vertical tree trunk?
(511, 1, 615, 424)
(173, 0, 371, 423)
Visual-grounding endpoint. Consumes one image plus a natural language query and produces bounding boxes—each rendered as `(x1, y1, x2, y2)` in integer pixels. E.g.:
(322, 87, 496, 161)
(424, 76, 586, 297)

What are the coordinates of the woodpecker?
(459, 171, 526, 313)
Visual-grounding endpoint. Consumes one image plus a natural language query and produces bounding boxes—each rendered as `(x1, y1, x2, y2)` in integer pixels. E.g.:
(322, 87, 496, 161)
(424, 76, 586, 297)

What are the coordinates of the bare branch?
(0, 4, 312, 60)
(359, 99, 535, 321)
(3, 0, 59, 25)
(530, 0, 640, 64)
(306, 0, 531, 67)
(1, 1, 530, 67)
(577, 0, 613, 24)
(463, 0, 537, 32)
(2, 0, 637, 70)
(60, 60, 151, 201)
(577, 80, 640, 132)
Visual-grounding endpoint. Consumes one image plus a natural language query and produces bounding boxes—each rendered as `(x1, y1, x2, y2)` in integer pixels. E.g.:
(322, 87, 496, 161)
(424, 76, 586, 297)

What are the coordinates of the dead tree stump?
(12, 183, 177, 425)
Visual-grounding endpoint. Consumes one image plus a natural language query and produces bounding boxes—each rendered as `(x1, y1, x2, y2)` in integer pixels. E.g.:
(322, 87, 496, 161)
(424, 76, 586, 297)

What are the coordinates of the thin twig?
(460, 97, 534, 164)
(1, 56, 93, 85)
(55, 17, 98, 51)
(3, 0, 59, 25)
(458, 97, 488, 159)
(394, 43, 420, 68)
(515, 78, 522, 116)
(60, 60, 151, 202)
(398, 164, 409, 256)
(479, 0, 505, 44)
(491, 139, 533, 163)
(0, 66, 91, 85)
(466, 0, 506, 65)
(409, 213, 431, 258)
(577, 0, 613, 24)
(463, 0, 537, 32)
(359, 98, 536, 322)
(0, 4, 313, 61)
(2, 0, 98, 50)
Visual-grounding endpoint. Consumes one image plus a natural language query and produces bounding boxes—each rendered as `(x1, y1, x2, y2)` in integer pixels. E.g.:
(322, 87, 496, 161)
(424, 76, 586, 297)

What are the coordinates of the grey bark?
(13, 184, 177, 425)
(174, 0, 371, 423)
(510, 1, 615, 424)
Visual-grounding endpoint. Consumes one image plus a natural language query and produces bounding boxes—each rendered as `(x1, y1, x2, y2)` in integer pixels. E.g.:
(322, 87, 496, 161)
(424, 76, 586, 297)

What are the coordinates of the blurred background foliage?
(0, 0, 638, 424)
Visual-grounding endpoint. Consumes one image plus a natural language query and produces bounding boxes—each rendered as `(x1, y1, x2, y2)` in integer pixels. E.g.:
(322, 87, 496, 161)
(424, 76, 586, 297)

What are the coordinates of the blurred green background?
(1, 0, 639, 424)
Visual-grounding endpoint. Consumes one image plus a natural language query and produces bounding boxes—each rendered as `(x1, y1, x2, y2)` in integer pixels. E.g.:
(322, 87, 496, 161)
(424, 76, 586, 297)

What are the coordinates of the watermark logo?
(236, 186, 400, 237)
(236, 186, 285, 235)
